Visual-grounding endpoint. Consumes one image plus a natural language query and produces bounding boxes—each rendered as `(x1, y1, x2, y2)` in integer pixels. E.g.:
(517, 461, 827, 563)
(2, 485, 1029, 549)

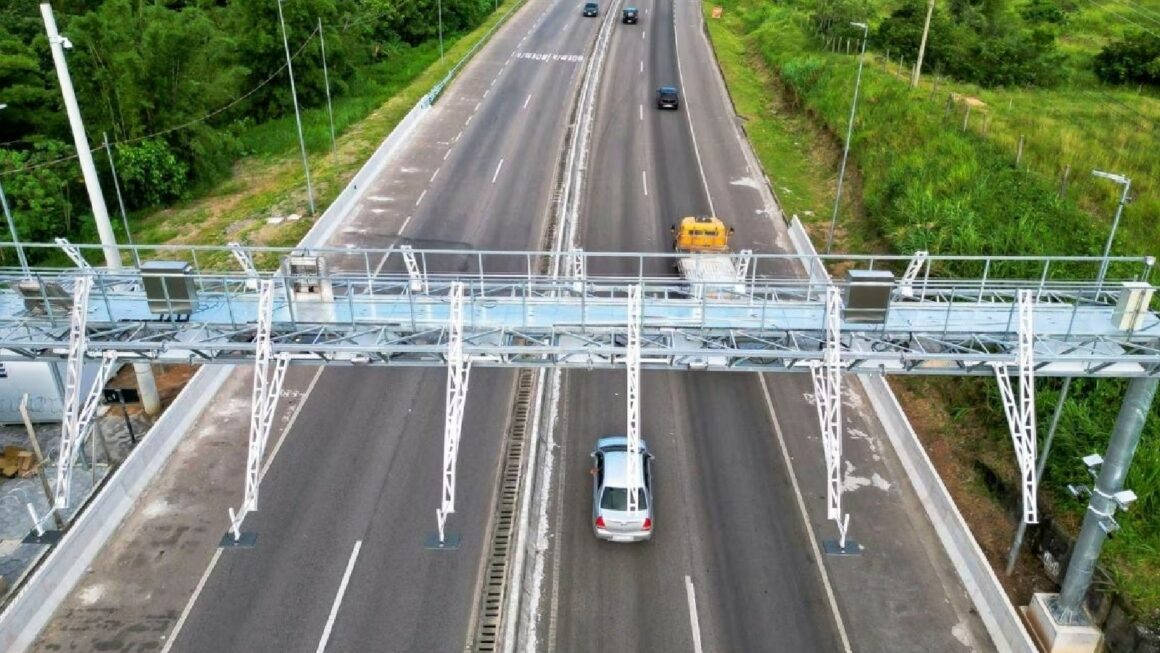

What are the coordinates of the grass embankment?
(704, 0, 1160, 625)
(132, 0, 520, 264)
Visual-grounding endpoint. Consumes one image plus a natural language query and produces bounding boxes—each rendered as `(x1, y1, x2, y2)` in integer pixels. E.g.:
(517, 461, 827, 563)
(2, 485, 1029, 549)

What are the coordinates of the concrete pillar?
(133, 363, 161, 416)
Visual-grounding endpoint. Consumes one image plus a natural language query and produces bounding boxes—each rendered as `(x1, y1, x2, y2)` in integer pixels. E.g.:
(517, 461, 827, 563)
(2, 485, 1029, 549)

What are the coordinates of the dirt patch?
(889, 377, 1057, 609)
(107, 364, 199, 416)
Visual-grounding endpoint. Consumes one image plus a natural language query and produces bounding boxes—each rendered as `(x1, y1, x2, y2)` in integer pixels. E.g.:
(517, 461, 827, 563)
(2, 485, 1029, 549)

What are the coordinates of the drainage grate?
(471, 368, 536, 652)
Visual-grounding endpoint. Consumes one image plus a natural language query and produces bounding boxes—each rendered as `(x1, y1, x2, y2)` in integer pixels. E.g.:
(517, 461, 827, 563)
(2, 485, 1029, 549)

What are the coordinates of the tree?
(1094, 32, 1160, 86)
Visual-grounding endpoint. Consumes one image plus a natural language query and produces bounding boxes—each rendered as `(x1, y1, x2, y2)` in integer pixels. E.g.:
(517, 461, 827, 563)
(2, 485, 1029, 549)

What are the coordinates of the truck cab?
(672, 216, 732, 253)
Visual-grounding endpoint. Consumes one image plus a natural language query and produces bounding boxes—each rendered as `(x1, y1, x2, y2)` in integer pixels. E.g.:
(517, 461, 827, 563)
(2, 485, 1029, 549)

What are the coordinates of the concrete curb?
(787, 216, 1035, 653)
(0, 364, 234, 652)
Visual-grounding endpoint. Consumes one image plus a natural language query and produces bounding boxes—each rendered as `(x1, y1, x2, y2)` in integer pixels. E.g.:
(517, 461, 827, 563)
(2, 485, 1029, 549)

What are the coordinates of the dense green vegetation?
(0, 0, 498, 257)
(707, 0, 1160, 623)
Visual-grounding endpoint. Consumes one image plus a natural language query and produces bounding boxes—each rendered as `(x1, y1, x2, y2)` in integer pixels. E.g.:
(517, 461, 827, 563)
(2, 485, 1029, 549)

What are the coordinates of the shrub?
(1094, 32, 1160, 86)
(110, 139, 189, 209)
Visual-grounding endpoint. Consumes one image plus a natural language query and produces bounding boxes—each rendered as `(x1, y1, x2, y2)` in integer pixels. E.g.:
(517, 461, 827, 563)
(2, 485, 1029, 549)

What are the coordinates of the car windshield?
(600, 486, 648, 511)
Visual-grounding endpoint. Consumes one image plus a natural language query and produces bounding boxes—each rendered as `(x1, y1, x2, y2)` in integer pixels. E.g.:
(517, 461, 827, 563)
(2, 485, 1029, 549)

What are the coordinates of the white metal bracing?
(570, 248, 587, 293)
(625, 285, 643, 512)
(52, 349, 118, 511)
(436, 282, 472, 543)
(401, 245, 426, 293)
(55, 237, 94, 272)
(809, 286, 848, 544)
(228, 279, 291, 540)
(734, 249, 754, 284)
(993, 289, 1039, 524)
(53, 276, 92, 509)
(228, 241, 260, 289)
(899, 250, 929, 298)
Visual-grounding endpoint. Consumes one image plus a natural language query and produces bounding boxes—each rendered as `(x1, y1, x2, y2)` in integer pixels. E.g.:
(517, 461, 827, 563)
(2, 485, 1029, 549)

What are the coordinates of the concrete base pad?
(821, 538, 862, 555)
(424, 533, 461, 550)
(1024, 593, 1103, 653)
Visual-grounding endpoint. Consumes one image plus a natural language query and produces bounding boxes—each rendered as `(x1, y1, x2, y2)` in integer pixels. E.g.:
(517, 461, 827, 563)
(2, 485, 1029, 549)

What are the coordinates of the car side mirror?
(670, 224, 676, 233)
(729, 227, 735, 234)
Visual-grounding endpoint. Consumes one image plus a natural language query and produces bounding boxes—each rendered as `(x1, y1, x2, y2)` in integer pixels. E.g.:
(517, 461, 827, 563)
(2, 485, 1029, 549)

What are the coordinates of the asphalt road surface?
(540, 0, 845, 649)
(169, 0, 595, 650)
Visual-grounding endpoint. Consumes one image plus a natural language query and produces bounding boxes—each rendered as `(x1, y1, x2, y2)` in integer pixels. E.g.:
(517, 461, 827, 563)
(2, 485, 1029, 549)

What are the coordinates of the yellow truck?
(670, 216, 744, 296)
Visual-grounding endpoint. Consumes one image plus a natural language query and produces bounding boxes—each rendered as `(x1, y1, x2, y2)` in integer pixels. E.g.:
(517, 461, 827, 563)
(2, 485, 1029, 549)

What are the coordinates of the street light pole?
(1092, 170, 1130, 292)
(277, 0, 317, 216)
(826, 22, 868, 254)
(911, 0, 935, 88)
(0, 103, 30, 278)
(438, 0, 445, 61)
(40, 3, 122, 269)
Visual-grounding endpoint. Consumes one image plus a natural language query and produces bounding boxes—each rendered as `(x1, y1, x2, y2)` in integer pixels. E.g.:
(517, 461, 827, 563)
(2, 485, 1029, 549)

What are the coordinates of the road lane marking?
(639, 104, 643, 121)
(315, 540, 364, 653)
(642, 169, 648, 196)
(492, 158, 505, 184)
(758, 375, 853, 653)
(524, 93, 532, 108)
(466, 114, 474, 127)
(415, 189, 427, 207)
(643, 30, 646, 39)
(444, 148, 452, 161)
(672, 12, 716, 215)
(455, 130, 463, 142)
(430, 167, 440, 184)
(163, 365, 326, 652)
(640, 60, 643, 73)
(398, 214, 413, 237)
(685, 576, 705, 653)
(475, 101, 482, 112)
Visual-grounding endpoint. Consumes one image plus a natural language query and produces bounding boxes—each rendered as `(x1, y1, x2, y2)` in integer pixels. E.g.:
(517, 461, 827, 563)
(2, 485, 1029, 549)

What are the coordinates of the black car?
(656, 86, 680, 109)
(582, 2, 599, 16)
(622, 6, 638, 23)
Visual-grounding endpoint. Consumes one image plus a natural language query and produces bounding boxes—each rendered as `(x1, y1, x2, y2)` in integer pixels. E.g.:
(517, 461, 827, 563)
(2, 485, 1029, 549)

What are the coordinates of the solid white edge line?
(685, 575, 705, 653)
(315, 540, 364, 653)
(671, 7, 715, 216)
(492, 158, 505, 184)
(642, 169, 648, 196)
(759, 374, 853, 653)
(159, 548, 222, 653)
(415, 188, 427, 207)
(163, 364, 326, 652)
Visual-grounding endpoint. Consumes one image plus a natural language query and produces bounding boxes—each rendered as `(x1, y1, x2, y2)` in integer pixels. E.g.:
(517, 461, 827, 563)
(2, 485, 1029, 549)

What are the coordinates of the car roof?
(624, 6, 637, 9)
(658, 86, 678, 93)
(596, 436, 649, 488)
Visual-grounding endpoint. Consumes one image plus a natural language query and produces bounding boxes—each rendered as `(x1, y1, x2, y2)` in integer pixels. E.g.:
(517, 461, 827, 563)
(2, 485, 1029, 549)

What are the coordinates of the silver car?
(590, 436, 654, 542)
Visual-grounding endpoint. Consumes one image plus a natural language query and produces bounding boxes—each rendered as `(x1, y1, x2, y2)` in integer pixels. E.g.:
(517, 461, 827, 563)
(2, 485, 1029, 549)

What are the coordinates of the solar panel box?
(141, 260, 198, 315)
(844, 269, 894, 324)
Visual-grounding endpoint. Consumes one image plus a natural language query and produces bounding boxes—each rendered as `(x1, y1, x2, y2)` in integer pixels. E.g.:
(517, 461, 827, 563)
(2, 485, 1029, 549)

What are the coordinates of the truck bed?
(677, 255, 744, 297)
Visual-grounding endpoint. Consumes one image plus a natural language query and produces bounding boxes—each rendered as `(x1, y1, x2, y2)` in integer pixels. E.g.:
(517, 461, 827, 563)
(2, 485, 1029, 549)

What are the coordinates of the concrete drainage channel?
(472, 369, 536, 651)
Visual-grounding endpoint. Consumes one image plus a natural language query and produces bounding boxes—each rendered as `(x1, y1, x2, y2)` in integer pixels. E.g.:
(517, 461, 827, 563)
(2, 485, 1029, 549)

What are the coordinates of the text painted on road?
(515, 52, 585, 63)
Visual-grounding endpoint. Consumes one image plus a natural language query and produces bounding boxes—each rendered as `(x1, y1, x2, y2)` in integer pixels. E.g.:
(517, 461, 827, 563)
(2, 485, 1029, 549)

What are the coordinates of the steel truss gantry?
(625, 285, 643, 512)
(993, 290, 1039, 524)
(436, 282, 472, 545)
(810, 286, 850, 547)
(228, 279, 291, 542)
(3, 242, 1158, 544)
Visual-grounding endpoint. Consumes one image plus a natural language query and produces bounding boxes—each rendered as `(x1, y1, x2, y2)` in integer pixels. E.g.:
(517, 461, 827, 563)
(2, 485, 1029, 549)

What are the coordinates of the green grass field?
(705, 0, 1160, 625)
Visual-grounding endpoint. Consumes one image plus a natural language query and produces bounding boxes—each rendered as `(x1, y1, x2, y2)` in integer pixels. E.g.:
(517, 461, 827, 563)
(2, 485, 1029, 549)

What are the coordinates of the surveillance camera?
(61, 37, 73, 49)
(1067, 484, 1091, 500)
(350, 353, 371, 365)
(1113, 489, 1137, 510)
(1082, 453, 1104, 469)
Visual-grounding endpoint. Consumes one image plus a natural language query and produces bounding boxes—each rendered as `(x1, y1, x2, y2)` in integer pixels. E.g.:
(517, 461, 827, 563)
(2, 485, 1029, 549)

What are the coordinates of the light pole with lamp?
(0, 103, 31, 278)
(276, 0, 316, 216)
(1091, 169, 1131, 292)
(825, 21, 869, 254)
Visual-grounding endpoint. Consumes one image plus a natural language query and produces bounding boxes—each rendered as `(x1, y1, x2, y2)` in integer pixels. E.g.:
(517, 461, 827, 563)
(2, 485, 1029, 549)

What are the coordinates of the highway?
(168, 0, 595, 650)
(538, 0, 845, 649)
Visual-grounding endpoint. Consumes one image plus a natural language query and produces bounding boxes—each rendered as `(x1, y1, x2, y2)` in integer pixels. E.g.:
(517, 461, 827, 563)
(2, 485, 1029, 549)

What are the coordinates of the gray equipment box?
(141, 261, 198, 315)
(845, 269, 894, 324)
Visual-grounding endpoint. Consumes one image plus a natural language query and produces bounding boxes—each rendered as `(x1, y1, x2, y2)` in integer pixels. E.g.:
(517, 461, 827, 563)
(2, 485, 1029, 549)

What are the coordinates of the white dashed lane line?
(415, 189, 427, 207)
(430, 167, 440, 184)
(524, 93, 532, 108)
(492, 158, 505, 184)
(642, 169, 648, 196)
(639, 104, 643, 121)
(444, 148, 452, 161)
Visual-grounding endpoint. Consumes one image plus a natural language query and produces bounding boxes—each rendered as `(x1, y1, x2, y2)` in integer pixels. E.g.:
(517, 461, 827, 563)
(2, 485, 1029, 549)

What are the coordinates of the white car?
(590, 436, 654, 542)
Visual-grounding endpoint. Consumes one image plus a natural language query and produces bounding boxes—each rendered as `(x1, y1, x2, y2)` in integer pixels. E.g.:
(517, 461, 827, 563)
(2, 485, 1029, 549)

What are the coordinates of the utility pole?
(826, 22, 869, 254)
(277, 0, 316, 216)
(1053, 376, 1157, 624)
(318, 18, 337, 162)
(42, 3, 161, 416)
(41, 4, 121, 270)
(911, 0, 935, 88)
(437, 0, 445, 61)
